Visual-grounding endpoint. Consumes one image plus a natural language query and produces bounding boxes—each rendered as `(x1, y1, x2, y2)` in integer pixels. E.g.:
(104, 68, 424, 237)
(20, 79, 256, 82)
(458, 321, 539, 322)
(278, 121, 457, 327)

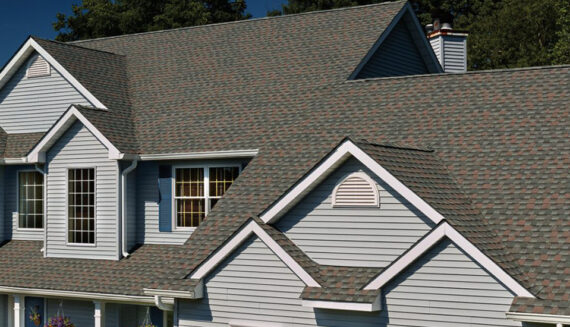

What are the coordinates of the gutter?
(121, 159, 138, 258)
(506, 312, 570, 325)
(0, 286, 161, 305)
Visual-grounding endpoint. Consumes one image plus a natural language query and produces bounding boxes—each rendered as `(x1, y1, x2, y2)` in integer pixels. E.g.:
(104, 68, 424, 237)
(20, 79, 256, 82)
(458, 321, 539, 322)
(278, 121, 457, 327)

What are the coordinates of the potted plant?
(45, 316, 74, 327)
(28, 305, 41, 326)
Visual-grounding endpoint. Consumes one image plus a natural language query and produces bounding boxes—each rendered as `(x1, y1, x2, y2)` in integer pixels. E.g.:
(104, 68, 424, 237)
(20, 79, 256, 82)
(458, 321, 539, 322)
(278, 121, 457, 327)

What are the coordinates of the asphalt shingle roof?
(0, 0, 567, 315)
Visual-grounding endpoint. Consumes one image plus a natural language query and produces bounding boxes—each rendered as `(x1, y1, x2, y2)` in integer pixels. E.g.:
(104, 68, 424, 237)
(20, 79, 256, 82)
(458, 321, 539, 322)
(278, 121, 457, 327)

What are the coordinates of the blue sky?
(0, 0, 286, 68)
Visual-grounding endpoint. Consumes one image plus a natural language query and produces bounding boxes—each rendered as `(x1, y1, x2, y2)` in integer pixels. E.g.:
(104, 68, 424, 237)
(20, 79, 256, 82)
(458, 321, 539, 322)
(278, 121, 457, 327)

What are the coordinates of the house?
(0, 1, 568, 326)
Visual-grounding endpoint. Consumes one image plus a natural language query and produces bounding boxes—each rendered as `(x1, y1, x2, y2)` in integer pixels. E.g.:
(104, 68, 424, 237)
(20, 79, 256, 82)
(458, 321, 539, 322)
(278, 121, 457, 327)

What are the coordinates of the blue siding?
(0, 53, 90, 134)
(356, 18, 429, 78)
(277, 157, 433, 267)
(0, 294, 7, 326)
(0, 166, 4, 242)
(177, 237, 523, 327)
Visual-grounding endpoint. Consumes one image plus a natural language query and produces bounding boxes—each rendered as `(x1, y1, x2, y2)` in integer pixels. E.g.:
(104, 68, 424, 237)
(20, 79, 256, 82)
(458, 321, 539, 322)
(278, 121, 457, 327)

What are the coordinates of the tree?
(53, 0, 250, 41)
(269, 0, 570, 69)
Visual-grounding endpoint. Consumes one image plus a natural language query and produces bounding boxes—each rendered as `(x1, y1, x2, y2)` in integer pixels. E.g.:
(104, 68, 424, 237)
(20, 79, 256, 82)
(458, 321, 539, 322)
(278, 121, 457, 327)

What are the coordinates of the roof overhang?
(259, 138, 445, 224)
(135, 149, 259, 161)
(0, 286, 163, 306)
(363, 222, 534, 298)
(26, 105, 122, 163)
(0, 37, 107, 109)
(302, 295, 381, 312)
(143, 280, 203, 300)
(506, 312, 570, 325)
(189, 219, 321, 288)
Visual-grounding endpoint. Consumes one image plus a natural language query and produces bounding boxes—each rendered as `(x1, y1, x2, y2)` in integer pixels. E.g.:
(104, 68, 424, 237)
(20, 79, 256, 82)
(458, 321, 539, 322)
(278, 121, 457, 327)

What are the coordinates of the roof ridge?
(69, 0, 406, 44)
(31, 36, 124, 57)
(346, 64, 570, 83)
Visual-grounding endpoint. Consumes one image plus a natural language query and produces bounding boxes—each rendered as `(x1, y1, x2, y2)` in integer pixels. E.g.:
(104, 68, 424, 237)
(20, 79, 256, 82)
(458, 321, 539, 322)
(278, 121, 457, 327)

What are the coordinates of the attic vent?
(332, 172, 379, 207)
(27, 56, 50, 78)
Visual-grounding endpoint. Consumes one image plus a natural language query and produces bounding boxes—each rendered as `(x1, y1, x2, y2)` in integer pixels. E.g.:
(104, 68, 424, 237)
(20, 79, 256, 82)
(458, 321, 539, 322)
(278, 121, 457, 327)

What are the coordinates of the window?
(332, 172, 380, 207)
(68, 168, 95, 244)
(174, 166, 239, 228)
(18, 171, 44, 229)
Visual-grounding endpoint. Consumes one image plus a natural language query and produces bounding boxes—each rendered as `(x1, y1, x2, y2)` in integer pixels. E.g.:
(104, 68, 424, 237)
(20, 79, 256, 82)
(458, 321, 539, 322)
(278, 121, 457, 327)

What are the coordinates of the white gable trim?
(363, 222, 534, 297)
(348, 3, 443, 79)
(189, 220, 321, 287)
(0, 38, 107, 109)
(302, 295, 381, 312)
(260, 139, 445, 224)
(26, 105, 122, 163)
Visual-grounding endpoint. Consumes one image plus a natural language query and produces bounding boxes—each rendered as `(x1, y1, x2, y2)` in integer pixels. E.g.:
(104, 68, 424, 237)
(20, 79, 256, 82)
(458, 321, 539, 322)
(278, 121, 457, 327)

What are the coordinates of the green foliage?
(53, 0, 251, 41)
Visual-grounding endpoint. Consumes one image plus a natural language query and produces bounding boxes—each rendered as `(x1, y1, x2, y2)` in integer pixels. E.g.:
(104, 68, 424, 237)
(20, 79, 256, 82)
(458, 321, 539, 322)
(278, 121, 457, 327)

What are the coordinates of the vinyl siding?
(277, 157, 433, 267)
(442, 36, 467, 73)
(356, 17, 429, 78)
(3, 164, 44, 241)
(0, 53, 91, 134)
(177, 237, 524, 327)
(46, 298, 94, 327)
(45, 121, 119, 260)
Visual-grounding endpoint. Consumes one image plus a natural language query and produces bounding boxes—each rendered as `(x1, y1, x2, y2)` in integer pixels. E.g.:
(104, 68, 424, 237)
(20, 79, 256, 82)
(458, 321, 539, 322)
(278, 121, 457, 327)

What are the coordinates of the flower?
(44, 316, 74, 327)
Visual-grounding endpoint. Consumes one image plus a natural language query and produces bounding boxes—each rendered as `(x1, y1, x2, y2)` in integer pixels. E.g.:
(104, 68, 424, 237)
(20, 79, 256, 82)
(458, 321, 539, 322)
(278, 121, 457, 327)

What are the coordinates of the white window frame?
(65, 167, 97, 247)
(16, 169, 45, 231)
(172, 163, 241, 231)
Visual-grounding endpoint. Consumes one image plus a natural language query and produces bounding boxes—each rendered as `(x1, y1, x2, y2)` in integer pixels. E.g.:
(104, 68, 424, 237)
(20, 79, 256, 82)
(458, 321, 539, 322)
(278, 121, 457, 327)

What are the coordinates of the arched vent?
(27, 56, 50, 78)
(332, 172, 380, 207)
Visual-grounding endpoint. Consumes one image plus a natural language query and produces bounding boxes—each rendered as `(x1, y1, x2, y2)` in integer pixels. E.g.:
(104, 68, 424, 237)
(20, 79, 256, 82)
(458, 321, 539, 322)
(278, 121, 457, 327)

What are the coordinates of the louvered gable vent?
(332, 172, 380, 207)
(27, 55, 51, 78)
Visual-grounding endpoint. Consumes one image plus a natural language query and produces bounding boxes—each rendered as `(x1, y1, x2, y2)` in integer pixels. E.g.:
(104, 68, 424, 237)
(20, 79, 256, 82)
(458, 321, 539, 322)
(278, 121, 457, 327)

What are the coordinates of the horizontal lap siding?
(277, 157, 433, 267)
(3, 164, 44, 240)
(382, 239, 520, 327)
(136, 161, 192, 244)
(357, 18, 429, 78)
(46, 122, 119, 260)
(0, 53, 90, 134)
(46, 298, 94, 327)
(178, 236, 317, 327)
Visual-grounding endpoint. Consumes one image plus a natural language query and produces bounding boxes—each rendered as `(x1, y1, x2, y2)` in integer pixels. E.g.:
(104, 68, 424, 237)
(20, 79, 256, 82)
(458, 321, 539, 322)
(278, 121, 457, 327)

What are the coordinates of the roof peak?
(69, 0, 406, 45)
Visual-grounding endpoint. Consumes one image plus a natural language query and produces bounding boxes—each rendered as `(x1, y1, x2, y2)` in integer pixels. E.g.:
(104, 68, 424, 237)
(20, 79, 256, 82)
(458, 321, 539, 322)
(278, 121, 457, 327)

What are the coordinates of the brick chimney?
(426, 18, 468, 73)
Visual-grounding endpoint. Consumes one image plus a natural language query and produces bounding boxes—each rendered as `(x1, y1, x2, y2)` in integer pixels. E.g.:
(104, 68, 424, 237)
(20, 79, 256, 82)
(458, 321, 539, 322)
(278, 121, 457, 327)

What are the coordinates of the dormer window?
(26, 55, 51, 78)
(332, 172, 380, 207)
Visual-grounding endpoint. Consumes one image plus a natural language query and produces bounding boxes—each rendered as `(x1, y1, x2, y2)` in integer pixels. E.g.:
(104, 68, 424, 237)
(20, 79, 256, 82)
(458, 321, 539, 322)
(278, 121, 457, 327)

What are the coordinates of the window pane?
(68, 169, 95, 244)
(18, 171, 43, 229)
(209, 167, 239, 197)
(176, 199, 205, 227)
(175, 168, 203, 197)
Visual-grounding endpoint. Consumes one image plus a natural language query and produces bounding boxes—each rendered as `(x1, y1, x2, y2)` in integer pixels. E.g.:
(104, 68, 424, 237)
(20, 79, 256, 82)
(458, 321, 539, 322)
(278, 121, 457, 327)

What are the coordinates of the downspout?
(154, 295, 174, 311)
(121, 159, 138, 258)
(35, 164, 46, 255)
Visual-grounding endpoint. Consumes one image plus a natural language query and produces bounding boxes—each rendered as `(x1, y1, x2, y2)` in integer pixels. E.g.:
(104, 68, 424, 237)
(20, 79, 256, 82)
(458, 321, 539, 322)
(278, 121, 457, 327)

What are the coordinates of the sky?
(0, 0, 287, 68)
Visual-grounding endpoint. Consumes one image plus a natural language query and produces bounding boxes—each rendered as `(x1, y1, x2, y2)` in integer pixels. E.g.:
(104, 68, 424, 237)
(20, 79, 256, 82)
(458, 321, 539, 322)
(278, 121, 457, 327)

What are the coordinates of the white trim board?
(302, 295, 381, 312)
(0, 286, 157, 305)
(363, 222, 534, 297)
(0, 37, 107, 109)
(189, 219, 321, 287)
(26, 105, 122, 163)
(506, 312, 570, 324)
(137, 149, 259, 161)
(260, 139, 444, 224)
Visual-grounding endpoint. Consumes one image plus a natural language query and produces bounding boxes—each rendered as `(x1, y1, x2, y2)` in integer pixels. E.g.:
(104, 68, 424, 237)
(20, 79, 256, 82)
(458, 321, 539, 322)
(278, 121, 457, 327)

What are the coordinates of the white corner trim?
(26, 105, 122, 163)
(260, 139, 444, 224)
(506, 312, 570, 324)
(138, 149, 259, 161)
(0, 38, 107, 109)
(189, 220, 321, 287)
(302, 295, 381, 312)
(363, 222, 534, 297)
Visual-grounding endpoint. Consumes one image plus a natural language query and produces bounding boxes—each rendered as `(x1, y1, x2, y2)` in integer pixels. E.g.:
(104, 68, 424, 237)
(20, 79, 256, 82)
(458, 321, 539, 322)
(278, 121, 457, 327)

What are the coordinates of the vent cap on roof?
(332, 172, 380, 207)
(27, 55, 51, 78)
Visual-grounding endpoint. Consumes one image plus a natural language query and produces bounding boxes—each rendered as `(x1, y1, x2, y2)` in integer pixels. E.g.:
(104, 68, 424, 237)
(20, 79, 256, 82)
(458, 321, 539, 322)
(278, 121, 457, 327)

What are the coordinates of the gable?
(0, 53, 90, 134)
(382, 239, 520, 327)
(277, 157, 434, 267)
